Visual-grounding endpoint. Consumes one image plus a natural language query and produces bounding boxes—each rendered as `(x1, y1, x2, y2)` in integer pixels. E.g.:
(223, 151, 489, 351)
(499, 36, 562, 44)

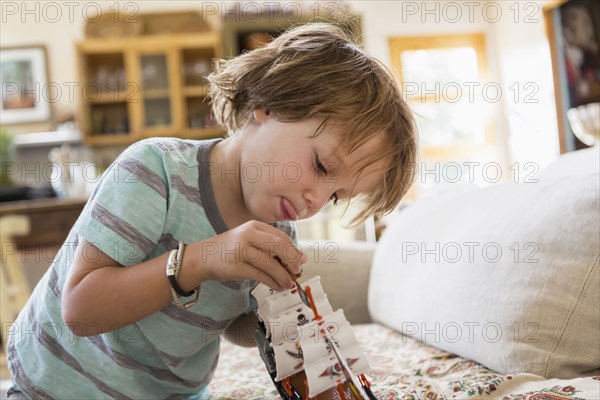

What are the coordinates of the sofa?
(208, 148, 599, 399)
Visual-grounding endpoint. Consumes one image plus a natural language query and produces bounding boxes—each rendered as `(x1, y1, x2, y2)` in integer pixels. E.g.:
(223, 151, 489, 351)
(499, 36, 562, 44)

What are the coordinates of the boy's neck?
(209, 136, 254, 229)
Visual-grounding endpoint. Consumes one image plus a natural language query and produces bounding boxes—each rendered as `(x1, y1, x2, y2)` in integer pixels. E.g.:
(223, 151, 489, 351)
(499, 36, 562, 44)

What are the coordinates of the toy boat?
(252, 276, 377, 399)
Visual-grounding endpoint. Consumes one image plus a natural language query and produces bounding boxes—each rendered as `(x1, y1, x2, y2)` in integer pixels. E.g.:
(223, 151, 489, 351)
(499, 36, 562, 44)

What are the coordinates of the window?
(389, 33, 504, 198)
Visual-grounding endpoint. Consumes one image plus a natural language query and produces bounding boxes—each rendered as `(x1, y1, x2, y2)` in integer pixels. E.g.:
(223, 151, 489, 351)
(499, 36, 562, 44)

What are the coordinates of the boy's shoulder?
(127, 137, 201, 155)
(122, 137, 219, 168)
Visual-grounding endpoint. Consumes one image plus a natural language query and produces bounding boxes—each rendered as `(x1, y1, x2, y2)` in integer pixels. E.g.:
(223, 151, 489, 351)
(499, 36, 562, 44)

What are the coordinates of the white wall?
(487, 1, 560, 167)
(1, 1, 560, 167)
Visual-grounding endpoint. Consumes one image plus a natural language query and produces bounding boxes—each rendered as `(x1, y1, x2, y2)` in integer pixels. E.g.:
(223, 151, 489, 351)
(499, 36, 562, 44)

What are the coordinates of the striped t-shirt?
(7, 138, 296, 399)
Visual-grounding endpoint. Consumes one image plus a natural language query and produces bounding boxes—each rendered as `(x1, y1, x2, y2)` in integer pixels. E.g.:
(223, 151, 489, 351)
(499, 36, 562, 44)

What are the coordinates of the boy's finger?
(264, 236, 307, 274)
(255, 223, 307, 266)
(245, 231, 304, 275)
(248, 249, 294, 290)
(271, 247, 303, 276)
(245, 264, 284, 292)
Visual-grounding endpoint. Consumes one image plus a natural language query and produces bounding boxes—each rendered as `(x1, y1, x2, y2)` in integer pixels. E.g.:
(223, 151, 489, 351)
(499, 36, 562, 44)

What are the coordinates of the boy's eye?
(330, 192, 338, 205)
(314, 154, 328, 175)
(314, 154, 338, 205)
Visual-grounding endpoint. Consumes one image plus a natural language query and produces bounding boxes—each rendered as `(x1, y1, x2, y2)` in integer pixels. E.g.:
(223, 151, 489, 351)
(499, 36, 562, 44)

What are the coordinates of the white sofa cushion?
(368, 148, 600, 378)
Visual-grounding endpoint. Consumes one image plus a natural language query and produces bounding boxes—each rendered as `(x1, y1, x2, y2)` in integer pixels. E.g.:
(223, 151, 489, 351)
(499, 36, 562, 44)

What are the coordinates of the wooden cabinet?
(219, 8, 363, 58)
(0, 198, 86, 249)
(0, 198, 87, 302)
(77, 33, 225, 146)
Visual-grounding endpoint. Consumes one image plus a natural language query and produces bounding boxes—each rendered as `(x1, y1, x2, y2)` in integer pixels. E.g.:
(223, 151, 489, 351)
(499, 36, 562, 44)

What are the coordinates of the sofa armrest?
(298, 240, 376, 324)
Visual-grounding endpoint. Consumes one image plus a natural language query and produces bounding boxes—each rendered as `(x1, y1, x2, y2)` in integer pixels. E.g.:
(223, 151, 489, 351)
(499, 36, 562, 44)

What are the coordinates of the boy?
(6, 23, 417, 399)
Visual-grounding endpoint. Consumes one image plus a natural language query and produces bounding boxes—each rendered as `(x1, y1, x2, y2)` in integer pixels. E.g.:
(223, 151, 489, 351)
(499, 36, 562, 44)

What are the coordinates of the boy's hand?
(190, 221, 306, 292)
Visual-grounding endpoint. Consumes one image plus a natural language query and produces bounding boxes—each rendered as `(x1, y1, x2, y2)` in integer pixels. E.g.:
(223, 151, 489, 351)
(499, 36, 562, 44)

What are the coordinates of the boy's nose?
(304, 186, 334, 212)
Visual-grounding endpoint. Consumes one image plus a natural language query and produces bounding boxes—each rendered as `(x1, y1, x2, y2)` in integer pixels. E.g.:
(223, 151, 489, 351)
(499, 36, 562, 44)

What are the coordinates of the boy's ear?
(252, 108, 271, 124)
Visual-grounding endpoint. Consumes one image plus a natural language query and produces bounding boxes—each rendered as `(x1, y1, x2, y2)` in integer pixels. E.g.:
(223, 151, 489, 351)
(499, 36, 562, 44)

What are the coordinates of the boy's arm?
(62, 221, 304, 337)
(62, 239, 207, 337)
(223, 312, 260, 347)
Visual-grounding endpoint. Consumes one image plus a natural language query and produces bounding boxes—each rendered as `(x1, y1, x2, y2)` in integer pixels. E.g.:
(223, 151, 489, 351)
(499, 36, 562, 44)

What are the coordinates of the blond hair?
(208, 23, 418, 225)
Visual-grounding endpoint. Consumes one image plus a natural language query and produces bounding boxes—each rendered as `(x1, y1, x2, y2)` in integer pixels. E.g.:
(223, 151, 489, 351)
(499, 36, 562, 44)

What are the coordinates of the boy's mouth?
(281, 197, 299, 221)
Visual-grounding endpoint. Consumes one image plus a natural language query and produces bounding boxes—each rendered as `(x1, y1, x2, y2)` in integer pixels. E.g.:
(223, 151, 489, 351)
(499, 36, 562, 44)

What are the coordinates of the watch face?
(166, 250, 178, 276)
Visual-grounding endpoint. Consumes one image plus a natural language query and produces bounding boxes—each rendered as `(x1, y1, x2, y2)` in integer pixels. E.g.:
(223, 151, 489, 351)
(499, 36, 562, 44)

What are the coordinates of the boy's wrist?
(177, 241, 208, 292)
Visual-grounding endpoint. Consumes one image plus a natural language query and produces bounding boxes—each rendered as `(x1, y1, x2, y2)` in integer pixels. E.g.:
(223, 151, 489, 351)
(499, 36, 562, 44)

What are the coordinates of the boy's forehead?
(328, 132, 388, 195)
(330, 127, 387, 161)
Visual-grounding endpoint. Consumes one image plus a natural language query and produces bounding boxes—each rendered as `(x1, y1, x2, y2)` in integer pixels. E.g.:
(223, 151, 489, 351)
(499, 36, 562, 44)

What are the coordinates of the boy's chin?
(247, 210, 277, 224)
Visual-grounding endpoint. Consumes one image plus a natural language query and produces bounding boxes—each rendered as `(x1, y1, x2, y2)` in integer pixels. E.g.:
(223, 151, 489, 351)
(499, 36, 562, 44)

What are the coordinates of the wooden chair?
(0, 215, 31, 352)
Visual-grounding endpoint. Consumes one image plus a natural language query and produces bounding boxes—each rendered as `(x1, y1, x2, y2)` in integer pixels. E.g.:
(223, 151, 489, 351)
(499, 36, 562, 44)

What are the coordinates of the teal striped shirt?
(7, 138, 296, 399)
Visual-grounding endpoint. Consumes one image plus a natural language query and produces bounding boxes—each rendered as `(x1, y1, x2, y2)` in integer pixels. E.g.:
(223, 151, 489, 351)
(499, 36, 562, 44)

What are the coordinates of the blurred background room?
(1, 0, 599, 383)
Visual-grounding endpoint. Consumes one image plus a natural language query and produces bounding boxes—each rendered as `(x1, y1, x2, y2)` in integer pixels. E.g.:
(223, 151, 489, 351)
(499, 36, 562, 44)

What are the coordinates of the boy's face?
(237, 109, 386, 223)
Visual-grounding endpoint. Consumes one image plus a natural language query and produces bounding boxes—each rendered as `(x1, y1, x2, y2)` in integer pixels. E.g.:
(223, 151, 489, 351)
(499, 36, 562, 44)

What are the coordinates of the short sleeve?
(76, 140, 169, 266)
(270, 221, 298, 244)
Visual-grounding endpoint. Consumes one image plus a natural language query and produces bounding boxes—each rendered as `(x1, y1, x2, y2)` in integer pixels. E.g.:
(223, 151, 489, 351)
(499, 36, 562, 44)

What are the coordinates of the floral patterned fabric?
(208, 324, 599, 399)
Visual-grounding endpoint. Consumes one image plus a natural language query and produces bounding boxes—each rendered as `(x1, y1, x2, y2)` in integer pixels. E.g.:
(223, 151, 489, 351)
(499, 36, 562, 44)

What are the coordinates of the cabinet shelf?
(77, 32, 223, 146)
(88, 91, 134, 104)
(182, 86, 209, 97)
(85, 134, 136, 147)
(142, 88, 170, 100)
(84, 127, 225, 146)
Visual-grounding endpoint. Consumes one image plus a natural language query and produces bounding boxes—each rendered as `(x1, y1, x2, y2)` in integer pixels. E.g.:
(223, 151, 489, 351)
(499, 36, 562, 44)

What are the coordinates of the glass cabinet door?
(140, 54, 172, 129)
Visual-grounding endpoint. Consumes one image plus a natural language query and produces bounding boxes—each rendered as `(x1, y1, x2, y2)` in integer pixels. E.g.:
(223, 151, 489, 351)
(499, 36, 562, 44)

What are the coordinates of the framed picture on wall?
(545, 0, 600, 152)
(0, 46, 51, 124)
